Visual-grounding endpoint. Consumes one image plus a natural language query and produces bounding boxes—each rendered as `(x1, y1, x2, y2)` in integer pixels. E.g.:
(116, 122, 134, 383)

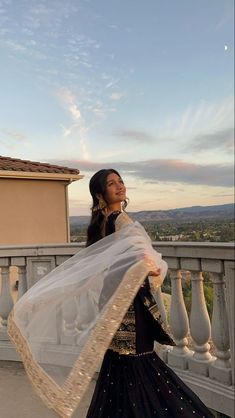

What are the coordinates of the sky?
(0, 0, 234, 215)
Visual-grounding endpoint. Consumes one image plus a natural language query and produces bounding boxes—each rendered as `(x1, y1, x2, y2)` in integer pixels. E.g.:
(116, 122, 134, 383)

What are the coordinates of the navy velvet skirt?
(86, 349, 214, 418)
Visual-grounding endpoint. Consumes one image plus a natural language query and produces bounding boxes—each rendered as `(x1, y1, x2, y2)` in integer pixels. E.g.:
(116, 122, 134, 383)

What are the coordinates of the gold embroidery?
(109, 305, 136, 354)
(109, 344, 136, 355)
(121, 316, 135, 326)
(113, 331, 135, 339)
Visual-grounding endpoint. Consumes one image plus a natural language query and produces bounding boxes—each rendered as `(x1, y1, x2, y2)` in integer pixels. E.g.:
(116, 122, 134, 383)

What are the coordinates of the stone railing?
(0, 242, 234, 417)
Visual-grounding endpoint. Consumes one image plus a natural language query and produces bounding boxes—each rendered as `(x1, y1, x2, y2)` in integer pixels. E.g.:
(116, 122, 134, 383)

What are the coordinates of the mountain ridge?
(70, 203, 234, 225)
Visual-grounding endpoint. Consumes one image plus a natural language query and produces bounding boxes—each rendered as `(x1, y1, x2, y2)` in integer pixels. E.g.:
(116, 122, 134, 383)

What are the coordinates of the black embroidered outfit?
(86, 213, 214, 418)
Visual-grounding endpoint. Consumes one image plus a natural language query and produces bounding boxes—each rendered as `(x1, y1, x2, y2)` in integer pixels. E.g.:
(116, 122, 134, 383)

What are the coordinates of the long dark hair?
(86, 169, 127, 246)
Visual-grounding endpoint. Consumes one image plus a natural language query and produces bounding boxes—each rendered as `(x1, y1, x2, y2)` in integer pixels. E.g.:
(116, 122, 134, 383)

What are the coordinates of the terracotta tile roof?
(0, 156, 80, 175)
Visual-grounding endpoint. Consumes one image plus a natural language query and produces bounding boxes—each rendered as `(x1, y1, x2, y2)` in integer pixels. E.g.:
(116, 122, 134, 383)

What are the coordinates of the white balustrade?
(0, 242, 234, 417)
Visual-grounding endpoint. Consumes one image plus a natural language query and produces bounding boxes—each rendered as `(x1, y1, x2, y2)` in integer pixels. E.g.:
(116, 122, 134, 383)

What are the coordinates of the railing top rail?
(153, 241, 234, 249)
(153, 242, 235, 261)
(0, 243, 85, 250)
(0, 241, 234, 250)
(0, 241, 234, 261)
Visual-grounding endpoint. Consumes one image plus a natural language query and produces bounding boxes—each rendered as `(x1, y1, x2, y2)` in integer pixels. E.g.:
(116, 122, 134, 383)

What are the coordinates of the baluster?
(17, 266, 27, 300)
(11, 257, 27, 301)
(209, 273, 232, 385)
(60, 297, 79, 345)
(188, 271, 213, 376)
(167, 269, 192, 369)
(224, 261, 235, 385)
(0, 265, 14, 340)
(152, 287, 167, 325)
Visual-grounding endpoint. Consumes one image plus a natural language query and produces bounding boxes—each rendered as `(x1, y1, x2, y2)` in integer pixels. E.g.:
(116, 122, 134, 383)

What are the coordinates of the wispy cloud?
(105, 78, 120, 89)
(110, 92, 125, 101)
(0, 129, 31, 151)
(3, 36, 47, 60)
(115, 129, 154, 143)
(1, 0, 127, 136)
(92, 102, 116, 118)
(69, 104, 81, 121)
(2, 130, 28, 141)
(5, 40, 27, 52)
(159, 96, 234, 144)
(57, 87, 90, 160)
(187, 127, 234, 153)
(59, 124, 72, 138)
(211, 193, 234, 198)
(49, 158, 234, 188)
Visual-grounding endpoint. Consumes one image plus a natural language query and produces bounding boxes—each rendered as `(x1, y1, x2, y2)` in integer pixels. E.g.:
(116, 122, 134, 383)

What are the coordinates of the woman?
(8, 169, 214, 418)
(85, 168, 214, 418)
(8, 168, 167, 418)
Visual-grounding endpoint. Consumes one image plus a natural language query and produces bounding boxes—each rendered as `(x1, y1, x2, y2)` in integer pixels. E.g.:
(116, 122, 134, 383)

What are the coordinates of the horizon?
(0, 0, 234, 215)
(69, 202, 234, 217)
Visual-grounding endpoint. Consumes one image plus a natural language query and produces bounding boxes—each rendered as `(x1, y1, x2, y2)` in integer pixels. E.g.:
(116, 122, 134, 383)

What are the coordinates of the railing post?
(60, 297, 79, 345)
(188, 271, 214, 376)
(11, 256, 27, 300)
(17, 266, 27, 300)
(224, 261, 235, 385)
(0, 260, 13, 340)
(209, 272, 232, 385)
(152, 287, 167, 325)
(167, 269, 192, 369)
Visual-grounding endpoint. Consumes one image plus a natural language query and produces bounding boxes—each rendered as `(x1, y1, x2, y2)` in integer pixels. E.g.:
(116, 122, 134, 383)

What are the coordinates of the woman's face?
(104, 172, 126, 205)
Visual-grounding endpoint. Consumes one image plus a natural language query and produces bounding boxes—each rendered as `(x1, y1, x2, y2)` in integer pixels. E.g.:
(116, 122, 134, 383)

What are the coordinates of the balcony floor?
(0, 361, 95, 418)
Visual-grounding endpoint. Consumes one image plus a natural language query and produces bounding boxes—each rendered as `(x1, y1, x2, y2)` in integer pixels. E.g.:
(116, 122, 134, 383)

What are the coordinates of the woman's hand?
(148, 268, 161, 276)
(143, 254, 161, 276)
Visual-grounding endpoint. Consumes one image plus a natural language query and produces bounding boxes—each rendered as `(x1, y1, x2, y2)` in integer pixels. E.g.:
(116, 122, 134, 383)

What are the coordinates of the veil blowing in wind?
(8, 212, 164, 418)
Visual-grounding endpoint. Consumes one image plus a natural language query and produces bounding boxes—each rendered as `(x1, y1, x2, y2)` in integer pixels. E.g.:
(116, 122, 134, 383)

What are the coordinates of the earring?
(98, 198, 107, 211)
(122, 197, 129, 210)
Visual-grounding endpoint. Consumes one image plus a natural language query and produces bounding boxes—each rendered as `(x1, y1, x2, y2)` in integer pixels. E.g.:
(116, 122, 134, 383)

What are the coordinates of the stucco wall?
(0, 178, 70, 244)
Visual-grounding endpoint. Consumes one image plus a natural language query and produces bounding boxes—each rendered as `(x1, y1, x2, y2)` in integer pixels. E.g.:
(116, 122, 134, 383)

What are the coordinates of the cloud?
(187, 127, 234, 153)
(0, 130, 32, 151)
(2, 130, 28, 141)
(57, 88, 82, 126)
(48, 158, 233, 188)
(110, 92, 125, 101)
(159, 96, 234, 145)
(115, 129, 154, 143)
(3, 37, 47, 60)
(0, 129, 32, 151)
(57, 87, 90, 159)
(5, 40, 27, 52)
(59, 124, 73, 137)
(91, 101, 116, 118)
(211, 193, 234, 198)
(105, 78, 120, 89)
(69, 104, 81, 121)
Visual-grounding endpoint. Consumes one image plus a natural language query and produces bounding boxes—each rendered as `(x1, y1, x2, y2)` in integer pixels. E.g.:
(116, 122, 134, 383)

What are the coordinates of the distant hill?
(70, 203, 234, 226)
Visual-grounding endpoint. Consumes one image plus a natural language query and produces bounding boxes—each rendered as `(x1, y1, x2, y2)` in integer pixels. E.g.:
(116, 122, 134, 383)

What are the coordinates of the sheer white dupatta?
(8, 213, 167, 418)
